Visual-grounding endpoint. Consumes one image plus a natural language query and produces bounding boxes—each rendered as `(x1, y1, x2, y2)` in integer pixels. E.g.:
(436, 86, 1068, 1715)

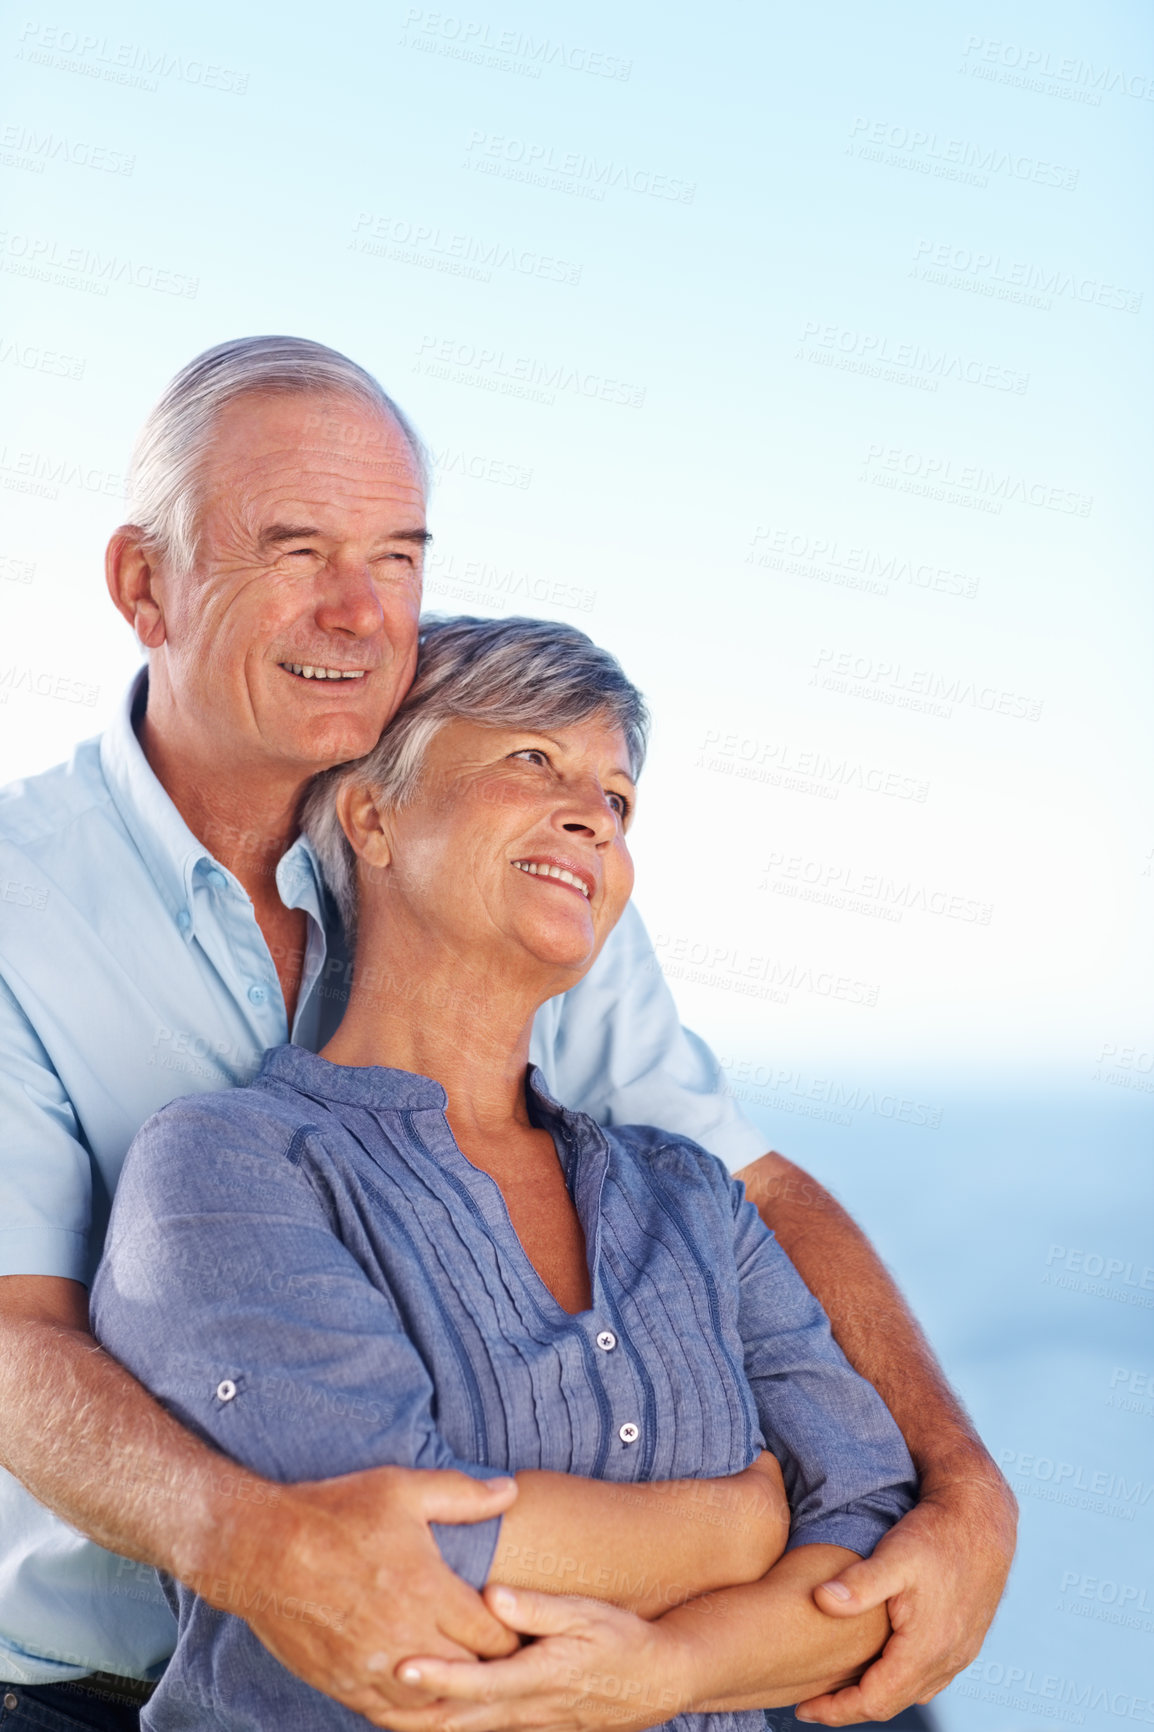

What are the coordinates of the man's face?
(149, 391, 428, 781)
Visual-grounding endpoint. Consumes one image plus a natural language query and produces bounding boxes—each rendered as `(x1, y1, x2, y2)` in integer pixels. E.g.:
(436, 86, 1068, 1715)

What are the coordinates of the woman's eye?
(510, 748, 548, 766)
(608, 792, 630, 818)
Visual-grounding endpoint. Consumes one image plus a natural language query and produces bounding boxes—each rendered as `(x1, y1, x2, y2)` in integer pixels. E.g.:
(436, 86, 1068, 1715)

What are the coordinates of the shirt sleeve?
(0, 972, 91, 1280)
(90, 1097, 505, 1589)
(532, 901, 767, 1171)
(730, 1177, 918, 1558)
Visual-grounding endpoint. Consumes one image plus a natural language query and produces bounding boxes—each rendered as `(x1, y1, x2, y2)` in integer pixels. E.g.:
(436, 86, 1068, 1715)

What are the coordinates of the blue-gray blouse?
(92, 1045, 916, 1732)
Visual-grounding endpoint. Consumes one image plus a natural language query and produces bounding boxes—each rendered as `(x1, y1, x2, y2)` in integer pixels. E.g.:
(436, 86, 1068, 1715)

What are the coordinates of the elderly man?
(0, 337, 1015, 1732)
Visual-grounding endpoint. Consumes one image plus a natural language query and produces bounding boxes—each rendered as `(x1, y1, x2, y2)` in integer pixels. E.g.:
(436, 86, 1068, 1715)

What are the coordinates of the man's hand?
(796, 1473, 1018, 1725)
(196, 1465, 521, 1727)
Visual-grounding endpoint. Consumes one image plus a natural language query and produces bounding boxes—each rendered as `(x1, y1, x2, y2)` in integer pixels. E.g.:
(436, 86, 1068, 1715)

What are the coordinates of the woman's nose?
(559, 784, 619, 842)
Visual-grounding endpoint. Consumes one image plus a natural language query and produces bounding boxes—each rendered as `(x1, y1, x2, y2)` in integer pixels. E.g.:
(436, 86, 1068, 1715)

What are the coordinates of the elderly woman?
(92, 616, 916, 1732)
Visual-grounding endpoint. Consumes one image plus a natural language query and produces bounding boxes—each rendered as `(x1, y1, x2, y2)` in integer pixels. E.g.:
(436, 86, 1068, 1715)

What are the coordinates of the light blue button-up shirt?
(0, 670, 766, 1686)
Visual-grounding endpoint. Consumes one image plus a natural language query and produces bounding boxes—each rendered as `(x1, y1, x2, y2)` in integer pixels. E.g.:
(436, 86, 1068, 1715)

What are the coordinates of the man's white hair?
(126, 335, 428, 575)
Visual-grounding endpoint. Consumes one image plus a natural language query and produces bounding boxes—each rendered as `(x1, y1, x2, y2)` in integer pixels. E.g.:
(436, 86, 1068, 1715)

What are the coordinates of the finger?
(484, 1583, 593, 1636)
(412, 1470, 519, 1525)
(813, 1550, 909, 1617)
(432, 1573, 523, 1659)
(397, 1644, 551, 1701)
(795, 1651, 943, 1726)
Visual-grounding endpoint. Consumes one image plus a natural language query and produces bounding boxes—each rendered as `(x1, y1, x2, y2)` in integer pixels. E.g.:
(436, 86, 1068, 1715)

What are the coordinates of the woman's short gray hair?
(127, 335, 427, 575)
(302, 614, 649, 935)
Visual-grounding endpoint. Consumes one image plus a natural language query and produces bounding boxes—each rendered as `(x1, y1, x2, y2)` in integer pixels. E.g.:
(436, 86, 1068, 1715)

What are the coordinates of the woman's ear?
(336, 780, 393, 870)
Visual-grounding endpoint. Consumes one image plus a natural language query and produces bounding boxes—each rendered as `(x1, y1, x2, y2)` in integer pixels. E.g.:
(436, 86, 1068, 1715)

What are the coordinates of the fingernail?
(795, 1715, 816, 1723)
(490, 1587, 516, 1613)
(821, 1580, 852, 1601)
(399, 1666, 422, 1684)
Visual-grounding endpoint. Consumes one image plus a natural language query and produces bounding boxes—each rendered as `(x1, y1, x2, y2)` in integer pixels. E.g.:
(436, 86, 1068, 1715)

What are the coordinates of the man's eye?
(608, 792, 630, 818)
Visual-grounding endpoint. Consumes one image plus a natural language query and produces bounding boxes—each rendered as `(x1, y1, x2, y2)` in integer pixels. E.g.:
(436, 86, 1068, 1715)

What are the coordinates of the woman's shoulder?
(603, 1121, 737, 1204)
(124, 1048, 335, 1182)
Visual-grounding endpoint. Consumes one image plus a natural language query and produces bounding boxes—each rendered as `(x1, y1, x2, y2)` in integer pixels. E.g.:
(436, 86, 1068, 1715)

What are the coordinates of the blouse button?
(618, 1421, 640, 1445)
(596, 1330, 617, 1352)
(216, 1379, 237, 1403)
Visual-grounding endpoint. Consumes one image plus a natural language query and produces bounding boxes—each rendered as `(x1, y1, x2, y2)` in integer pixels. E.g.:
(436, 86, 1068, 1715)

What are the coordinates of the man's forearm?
(0, 1299, 258, 1583)
(491, 1454, 789, 1616)
(736, 1152, 996, 1485)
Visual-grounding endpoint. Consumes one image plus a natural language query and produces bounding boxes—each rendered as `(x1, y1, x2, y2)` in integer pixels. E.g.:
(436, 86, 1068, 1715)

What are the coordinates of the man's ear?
(336, 780, 393, 870)
(106, 528, 167, 649)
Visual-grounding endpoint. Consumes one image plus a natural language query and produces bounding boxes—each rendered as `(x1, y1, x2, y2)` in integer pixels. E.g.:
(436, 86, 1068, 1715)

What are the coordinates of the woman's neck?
(319, 914, 565, 1139)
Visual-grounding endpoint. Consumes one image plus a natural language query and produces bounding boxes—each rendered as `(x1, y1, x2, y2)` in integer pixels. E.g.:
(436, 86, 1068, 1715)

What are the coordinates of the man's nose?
(313, 559, 385, 637)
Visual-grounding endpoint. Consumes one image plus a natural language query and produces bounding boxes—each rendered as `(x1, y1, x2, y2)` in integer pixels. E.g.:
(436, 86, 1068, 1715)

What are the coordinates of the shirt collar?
(255, 1044, 582, 1128)
(99, 668, 328, 933)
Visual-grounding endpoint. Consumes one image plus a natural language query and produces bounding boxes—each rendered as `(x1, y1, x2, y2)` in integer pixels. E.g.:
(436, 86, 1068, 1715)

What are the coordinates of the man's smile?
(279, 663, 368, 681)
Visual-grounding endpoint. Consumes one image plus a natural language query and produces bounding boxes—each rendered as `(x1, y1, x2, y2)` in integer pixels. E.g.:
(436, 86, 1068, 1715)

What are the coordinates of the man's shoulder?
(0, 734, 114, 851)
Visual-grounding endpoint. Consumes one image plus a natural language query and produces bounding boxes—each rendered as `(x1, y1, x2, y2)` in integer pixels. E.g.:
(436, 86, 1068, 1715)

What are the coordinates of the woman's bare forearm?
(664, 1544, 890, 1712)
(490, 1454, 789, 1617)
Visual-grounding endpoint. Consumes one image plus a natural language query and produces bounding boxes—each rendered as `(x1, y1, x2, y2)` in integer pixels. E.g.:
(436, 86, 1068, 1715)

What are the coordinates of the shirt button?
(176, 910, 192, 933)
(618, 1421, 640, 1445)
(596, 1330, 617, 1352)
(247, 984, 267, 1005)
(216, 1380, 237, 1403)
(4, 1694, 18, 1711)
(207, 868, 228, 890)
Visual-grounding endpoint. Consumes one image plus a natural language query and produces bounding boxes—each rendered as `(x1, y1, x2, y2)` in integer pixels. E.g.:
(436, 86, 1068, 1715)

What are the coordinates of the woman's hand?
(382, 1583, 702, 1732)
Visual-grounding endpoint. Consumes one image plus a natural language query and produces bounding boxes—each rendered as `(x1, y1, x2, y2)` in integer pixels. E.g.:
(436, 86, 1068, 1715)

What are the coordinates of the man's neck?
(136, 708, 302, 904)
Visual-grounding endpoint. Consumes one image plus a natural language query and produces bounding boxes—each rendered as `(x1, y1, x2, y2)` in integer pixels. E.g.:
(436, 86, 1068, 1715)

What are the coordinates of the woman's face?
(363, 710, 636, 986)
